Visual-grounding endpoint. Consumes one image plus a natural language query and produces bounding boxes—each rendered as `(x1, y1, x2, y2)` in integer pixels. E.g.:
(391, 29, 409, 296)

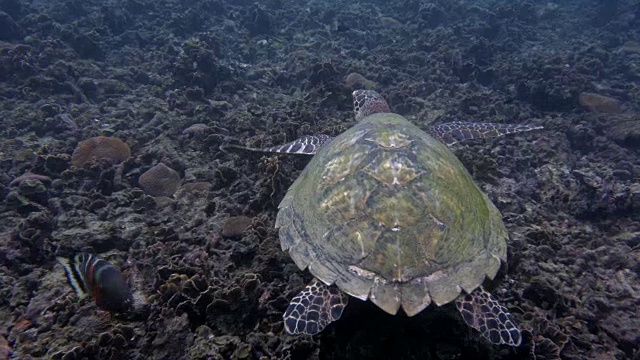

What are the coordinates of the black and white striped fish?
(57, 254, 133, 312)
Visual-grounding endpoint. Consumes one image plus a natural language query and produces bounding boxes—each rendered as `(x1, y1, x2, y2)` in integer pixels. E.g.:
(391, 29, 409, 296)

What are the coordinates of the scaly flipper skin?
(352, 90, 542, 146)
(455, 286, 522, 346)
(428, 122, 544, 146)
(224, 134, 332, 155)
(226, 90, 541, 154)
(283, 278, 349, 335)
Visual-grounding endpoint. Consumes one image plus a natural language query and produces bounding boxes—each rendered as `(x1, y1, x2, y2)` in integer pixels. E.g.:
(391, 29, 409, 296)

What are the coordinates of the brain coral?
(138, 163, 181, 197)
(71, 136, 131, 167)
(221, 215, 253, 238)
(578, 92, 621, 114)
(345, 72, 376, 90)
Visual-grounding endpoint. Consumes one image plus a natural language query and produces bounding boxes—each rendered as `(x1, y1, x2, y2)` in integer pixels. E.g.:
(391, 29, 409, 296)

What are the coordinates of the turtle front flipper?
(283, 278, 349, 335)
(429, 121, 543, 146)
(223, 135, 333, 155)
(455, 286, 522, 346)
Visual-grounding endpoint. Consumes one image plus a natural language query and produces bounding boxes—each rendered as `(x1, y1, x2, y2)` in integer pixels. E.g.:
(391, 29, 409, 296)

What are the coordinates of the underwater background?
(0, 0, 639, 359)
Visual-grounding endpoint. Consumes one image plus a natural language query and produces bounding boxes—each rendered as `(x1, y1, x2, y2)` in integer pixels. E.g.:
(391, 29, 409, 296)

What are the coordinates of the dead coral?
(526, 322, 569, 360)
(0, 335, 11, 359)
(607, 114, 640, 147)
(258, 155, 283, 201)
(138, 163, 181, 197)
(379, 16, 403, 28)
(245, 215, 272, 242)
(181, 123, 211, 136)
(8, 173, 52, 187)
(12, 211, 53, 263)
(619, 41, 640, 54)
(177, 182, 212, 196)
(71, 136, 131, 167)
(10, 178, 49, 204)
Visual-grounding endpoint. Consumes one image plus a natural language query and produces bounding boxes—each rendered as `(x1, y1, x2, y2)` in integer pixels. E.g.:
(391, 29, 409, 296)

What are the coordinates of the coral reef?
(0, 0, 638, 359)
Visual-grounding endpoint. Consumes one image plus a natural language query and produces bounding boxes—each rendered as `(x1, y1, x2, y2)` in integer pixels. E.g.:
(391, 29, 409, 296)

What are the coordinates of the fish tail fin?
(57, 256, 89, 298)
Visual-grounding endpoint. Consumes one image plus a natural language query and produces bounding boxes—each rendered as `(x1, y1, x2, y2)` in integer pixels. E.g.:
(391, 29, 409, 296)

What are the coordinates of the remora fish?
(57, 254, 133, 312)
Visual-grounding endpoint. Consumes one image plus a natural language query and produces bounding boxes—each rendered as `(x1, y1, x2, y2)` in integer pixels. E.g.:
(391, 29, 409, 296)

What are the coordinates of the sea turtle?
(230, 90, 542, 346)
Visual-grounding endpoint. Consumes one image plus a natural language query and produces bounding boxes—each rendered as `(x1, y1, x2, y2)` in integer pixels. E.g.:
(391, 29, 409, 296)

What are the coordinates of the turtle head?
(352, 90, 390, 121)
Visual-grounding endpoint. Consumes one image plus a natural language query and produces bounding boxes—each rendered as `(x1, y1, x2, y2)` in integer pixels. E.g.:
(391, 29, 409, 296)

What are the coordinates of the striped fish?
(57, 254, 133, 312)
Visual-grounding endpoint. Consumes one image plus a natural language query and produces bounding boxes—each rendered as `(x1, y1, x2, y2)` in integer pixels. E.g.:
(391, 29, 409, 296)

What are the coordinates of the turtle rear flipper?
(283, 278, 348, 335)
(455, 286, 522, 346)
(429, 121, 543, 146)
(223, 135, 332, 155)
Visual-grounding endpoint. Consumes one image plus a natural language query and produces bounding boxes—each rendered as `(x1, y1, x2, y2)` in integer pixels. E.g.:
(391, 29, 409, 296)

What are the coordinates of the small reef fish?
(58, 254, 133, 312)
